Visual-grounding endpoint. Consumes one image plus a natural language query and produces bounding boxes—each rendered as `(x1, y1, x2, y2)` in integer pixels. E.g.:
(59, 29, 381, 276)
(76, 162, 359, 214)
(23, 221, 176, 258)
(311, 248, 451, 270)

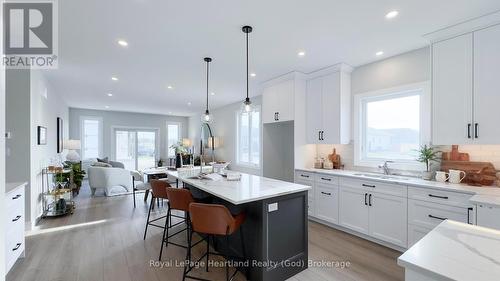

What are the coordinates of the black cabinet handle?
(362, 184, 376, 188)
(320, 177, 331, 181)
(428, 194, 448, 199)
(364, 193, 368, 205)
(321, 131, 324, 140)
(12, 243, 21, 251)
(12, 194, 21, 200)
(428, 214, 447, 221)
(368, 194, 372, 206)
(12, 215, 21, 222)
(321, 191, 332, 196)
(467, 207, 473, 224)
(467, 123, 471, 139)
(318, 131, 321, 141)
(276, 112, 279, 121)
(475, 123, 479, 138)
(300, 174, 309, 178)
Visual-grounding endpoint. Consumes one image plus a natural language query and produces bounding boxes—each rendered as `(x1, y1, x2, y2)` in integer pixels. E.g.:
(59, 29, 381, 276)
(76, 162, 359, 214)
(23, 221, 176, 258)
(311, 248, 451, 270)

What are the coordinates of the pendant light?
(202, 57, 213, 123)
(241, 25, 253, 113)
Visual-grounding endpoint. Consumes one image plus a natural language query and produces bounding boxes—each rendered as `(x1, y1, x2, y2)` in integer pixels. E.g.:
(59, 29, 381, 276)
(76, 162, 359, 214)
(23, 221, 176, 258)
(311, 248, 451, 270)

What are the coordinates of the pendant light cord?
(206, 60, 209, 111)
(246, 31, 249, 100)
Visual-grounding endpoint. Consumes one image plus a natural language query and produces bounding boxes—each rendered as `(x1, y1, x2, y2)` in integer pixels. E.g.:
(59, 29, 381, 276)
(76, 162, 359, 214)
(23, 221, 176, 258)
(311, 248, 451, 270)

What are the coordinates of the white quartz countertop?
(297, 168, 500, 203)
(166, 170, 311, 205)
(398, 220, 500, 281)
(5, 182, 27, 194)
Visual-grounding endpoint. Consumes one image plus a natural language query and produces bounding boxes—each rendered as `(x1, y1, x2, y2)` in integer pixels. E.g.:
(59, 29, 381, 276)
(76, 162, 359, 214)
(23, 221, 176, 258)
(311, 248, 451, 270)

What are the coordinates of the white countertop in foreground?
(398, 220, 500, 281)
(297, 168, 500, 204)
(167, 170, 311, 205)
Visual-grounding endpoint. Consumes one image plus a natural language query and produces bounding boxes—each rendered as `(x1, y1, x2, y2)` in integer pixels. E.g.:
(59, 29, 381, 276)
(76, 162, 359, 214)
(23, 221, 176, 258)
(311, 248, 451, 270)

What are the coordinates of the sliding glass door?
(115, 129, 157, 171)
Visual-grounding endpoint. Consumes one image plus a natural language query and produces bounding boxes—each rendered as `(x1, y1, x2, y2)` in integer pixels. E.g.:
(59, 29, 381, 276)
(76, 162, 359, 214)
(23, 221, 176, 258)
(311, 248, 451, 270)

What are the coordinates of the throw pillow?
(97, 157, 109, 164)
(91, 162, 112, 168)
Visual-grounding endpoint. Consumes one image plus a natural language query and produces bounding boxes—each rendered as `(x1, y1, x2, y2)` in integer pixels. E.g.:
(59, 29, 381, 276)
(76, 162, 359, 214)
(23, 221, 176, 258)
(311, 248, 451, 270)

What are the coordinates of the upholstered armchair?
(88, 166, 133, 196)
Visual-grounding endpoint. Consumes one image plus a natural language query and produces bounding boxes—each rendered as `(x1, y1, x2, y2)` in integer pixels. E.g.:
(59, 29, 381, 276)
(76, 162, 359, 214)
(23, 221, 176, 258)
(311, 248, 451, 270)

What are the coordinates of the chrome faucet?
(378, 161, 394, 175)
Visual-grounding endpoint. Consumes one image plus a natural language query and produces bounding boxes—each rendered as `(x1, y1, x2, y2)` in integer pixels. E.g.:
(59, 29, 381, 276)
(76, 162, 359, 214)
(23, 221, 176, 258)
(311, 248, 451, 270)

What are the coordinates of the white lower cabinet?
(369, 193, 408, 247)
(338, 186, 369, 234)
(315, 184, 339, 224)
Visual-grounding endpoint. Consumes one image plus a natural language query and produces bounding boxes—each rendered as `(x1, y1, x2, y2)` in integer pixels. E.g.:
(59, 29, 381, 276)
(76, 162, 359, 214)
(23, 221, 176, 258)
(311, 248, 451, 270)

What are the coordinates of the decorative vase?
(175, 153, 183, 168)
(422, 171, 434, 181)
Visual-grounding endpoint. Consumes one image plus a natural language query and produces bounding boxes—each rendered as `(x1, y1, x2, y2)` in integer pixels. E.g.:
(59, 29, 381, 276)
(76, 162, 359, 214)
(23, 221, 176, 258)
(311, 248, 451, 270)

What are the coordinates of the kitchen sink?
(353, 173, 410, 181)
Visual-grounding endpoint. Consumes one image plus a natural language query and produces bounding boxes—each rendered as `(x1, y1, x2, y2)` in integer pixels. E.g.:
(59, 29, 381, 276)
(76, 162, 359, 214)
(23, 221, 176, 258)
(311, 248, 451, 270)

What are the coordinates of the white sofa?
(88, 166, 133, 196)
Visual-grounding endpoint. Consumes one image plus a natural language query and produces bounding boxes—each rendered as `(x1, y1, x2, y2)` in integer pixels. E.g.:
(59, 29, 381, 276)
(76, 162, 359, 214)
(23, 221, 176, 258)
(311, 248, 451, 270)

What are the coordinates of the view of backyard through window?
(115, 130, 156, 170)
(237, 109, 260, 166)
(362, 91, 421, 161)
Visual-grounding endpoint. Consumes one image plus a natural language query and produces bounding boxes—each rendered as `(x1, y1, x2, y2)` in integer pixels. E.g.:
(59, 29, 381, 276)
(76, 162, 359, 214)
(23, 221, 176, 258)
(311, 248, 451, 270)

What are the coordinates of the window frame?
(110, 126, 160, 170)
(235, 107, 261, 168)
(353, 82, 430, 171)
(80, 116, 103, 160)
(166, 121, 182, 158)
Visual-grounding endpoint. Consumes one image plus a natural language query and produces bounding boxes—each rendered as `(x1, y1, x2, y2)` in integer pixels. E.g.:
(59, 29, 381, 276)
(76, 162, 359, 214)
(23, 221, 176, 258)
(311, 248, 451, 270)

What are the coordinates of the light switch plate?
(268, 202, 278, 212)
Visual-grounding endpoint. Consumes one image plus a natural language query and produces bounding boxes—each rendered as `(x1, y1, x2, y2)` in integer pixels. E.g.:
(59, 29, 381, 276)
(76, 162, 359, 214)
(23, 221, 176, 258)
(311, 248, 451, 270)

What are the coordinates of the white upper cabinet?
(473, 24, 500, 144)
(431, 21, 500, 145)
(262, 79, 294, 124)
(432, 34, 473, 145)
(305, 64, 352, 144)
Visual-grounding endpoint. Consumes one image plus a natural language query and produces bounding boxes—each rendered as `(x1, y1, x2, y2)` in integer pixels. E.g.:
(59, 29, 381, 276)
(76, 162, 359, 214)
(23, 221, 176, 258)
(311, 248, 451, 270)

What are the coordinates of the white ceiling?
(44, 0, 500, 116)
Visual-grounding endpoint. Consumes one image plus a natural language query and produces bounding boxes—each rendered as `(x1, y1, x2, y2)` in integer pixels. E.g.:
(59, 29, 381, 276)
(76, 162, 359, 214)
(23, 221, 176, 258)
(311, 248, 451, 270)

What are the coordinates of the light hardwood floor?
(7, 181, 403, 281)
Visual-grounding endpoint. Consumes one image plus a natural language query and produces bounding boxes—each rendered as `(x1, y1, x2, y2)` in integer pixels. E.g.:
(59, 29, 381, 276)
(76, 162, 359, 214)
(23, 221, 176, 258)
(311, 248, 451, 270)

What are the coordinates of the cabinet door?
(368, 193, 407, 247)
(339, 186, 369, 234)
(432, 34, 473, 145)
(474, 24, 500, 143)
(315, 184, 339, 224)
(262, 85, 279, 124)
(321, 72, 341, 144)
(476, 204, 500, 230)
(295, 178, 315, 216)
(274, 80, 294, 122)
(306, 77, 323, 144)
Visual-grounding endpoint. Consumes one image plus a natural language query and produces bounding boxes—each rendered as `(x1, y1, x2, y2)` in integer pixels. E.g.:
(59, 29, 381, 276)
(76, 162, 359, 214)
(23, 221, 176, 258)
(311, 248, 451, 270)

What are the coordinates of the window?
(167, 122, 181, 158)
(81, 117, 102, 159)
(236, 109, 260, 167)
(354, 82, 430, 168)
(114, 129, 157, 170)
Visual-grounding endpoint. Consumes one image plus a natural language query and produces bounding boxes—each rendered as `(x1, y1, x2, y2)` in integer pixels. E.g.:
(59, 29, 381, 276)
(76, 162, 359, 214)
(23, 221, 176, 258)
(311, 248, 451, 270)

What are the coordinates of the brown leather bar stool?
(143, 180, 184, 241)
(184, 203, 247, 281)
(159, 187, 203, 261)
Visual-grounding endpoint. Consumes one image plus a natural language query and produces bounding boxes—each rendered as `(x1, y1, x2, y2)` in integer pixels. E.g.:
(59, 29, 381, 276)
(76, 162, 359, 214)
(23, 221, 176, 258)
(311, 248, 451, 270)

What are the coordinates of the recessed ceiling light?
(385, 10, 399, 19)
(111, 76, 118, 81)
(107, 93, 113, 97)
(250, 73, 256, 77)
(376, 51, 384, 56)
(167, 85, 173, 89)
(105, 105, 110, 109)
(211, 92, 215, 96)
(297, 51, 306, 57)
(117, 40, 128, 47)
(187, 102, 191, 106)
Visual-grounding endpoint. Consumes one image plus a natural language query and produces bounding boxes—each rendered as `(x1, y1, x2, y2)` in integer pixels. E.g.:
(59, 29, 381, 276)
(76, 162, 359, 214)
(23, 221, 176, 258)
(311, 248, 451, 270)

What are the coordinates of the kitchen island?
(166, 169, 311, 281)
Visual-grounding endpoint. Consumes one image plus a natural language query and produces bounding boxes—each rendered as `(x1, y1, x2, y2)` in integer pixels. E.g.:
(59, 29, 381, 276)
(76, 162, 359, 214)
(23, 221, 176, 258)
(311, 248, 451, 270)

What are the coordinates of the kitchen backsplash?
(316, 144, 500, 174)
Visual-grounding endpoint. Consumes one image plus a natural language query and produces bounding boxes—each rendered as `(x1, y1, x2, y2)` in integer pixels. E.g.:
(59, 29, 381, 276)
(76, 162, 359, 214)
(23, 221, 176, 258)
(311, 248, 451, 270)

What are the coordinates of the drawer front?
(6, 188, 25, 210)
(295, 171, 314, 182)
(315, 185, 339, 224)
(5, 226, 24, 272)
(340, 177, 406, 197)
(408, 199, 472, 229)
(6, 204, 25, 230)
(315, 174, 339, 186)
(295, 179, 314, 199)
(408, 186, 472, 207)
(408, 224, 433, 248)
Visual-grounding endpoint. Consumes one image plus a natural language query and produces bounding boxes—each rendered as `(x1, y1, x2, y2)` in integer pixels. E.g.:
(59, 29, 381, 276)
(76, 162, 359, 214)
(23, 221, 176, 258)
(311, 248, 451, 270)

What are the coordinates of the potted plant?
(170, 142, 188, 168)
(55, 161, 86, 196)
(416, 145, 440, 180)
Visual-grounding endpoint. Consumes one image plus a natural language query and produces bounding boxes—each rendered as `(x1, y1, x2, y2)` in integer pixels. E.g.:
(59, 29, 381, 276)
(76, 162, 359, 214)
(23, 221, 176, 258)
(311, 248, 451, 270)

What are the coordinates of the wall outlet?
(268, 202, 278, 212)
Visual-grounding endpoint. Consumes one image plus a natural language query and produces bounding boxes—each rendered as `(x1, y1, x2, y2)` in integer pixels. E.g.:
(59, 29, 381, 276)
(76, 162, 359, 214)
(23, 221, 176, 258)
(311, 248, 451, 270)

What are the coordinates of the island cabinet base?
(188, 185, 309, 281)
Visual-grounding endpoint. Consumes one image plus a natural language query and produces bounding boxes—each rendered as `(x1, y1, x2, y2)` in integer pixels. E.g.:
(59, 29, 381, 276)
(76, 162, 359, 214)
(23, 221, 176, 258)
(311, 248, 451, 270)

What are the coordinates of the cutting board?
(442, 145, 470, 161)
(441, 160, 497, 186)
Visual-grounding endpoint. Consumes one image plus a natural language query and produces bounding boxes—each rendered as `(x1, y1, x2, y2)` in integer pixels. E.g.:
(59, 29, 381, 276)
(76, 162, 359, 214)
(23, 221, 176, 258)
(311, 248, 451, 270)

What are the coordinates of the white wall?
(69, 108, 189, 162)
(29, 70, 69, 226)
